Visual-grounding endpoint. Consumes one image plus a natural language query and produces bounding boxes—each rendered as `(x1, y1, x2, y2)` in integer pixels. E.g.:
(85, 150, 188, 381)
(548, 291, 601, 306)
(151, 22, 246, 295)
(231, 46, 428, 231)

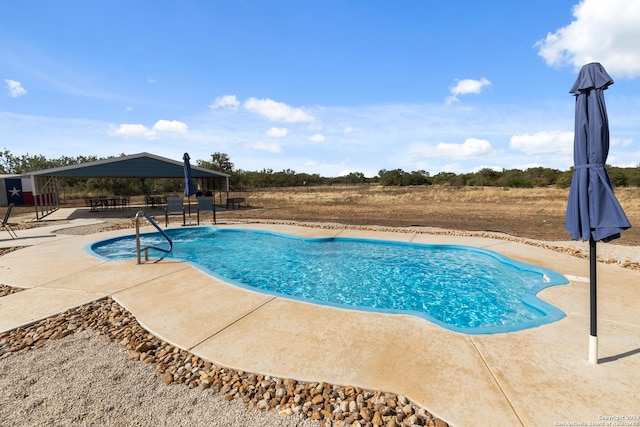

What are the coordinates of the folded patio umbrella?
(183, 153, 197, 222)
(565, 62, 631, 364)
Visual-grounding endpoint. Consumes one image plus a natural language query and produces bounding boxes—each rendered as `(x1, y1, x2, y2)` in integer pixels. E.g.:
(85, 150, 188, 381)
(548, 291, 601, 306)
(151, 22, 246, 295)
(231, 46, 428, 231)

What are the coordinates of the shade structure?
(183, 153, 197, 221)
(565, 63, 631, 364)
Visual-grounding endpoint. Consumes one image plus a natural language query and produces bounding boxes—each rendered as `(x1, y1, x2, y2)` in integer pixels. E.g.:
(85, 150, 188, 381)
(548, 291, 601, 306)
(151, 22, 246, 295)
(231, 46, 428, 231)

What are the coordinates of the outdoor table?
(145, 195, 166, 209)
(88, 196, 127, 211)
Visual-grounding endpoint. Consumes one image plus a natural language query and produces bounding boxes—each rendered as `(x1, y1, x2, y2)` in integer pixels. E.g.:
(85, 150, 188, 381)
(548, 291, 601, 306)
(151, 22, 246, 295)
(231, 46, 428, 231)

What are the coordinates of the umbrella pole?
(589, 237, 598, 364)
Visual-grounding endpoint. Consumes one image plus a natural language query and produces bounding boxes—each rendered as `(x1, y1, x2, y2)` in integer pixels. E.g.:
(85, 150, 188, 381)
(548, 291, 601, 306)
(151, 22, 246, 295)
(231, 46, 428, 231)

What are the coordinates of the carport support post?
(589, 237, 598, 365)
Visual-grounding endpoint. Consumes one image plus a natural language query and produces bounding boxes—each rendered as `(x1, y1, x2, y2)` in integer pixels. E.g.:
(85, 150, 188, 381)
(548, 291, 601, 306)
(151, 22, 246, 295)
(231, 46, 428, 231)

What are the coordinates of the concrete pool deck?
(1, 220, 639, 426)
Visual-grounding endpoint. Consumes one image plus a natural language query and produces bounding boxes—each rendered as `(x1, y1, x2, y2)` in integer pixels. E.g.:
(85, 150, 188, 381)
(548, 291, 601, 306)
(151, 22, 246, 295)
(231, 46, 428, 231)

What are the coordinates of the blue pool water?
(88, 227, 568, 334)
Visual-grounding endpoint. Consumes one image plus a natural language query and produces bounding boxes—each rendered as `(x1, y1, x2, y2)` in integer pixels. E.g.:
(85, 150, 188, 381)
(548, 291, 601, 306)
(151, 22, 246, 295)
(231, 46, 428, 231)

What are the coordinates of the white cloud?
(410, 138, 496, 160)
(249, 141, 282, 153)
(535, 0, 640, 78)
(611, 137, 633, 148)
(209, 95, 240, 110)
(109, 124, 157, 140)
(244, 97, 315, 123)
(4, 79, 27, 98)
(611, 159, 640, 168)
(509, 131, 573, 155)
(308, 133, 325, 143)
(343, 125, 353, 133)
(109, 119, 188, 140)
(451, 78, 492, 96)
(436, 138, 495, 159)
(152, 119, 188, 133)
(266, 127, 288, 137)
(445, 78, 491, 105)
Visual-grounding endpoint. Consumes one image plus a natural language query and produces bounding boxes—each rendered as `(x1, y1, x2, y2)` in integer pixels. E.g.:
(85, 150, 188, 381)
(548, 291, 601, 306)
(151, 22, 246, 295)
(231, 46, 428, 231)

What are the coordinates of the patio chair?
(164, 196, 185, 227)
(2, 203, 18, 239)
(84, 197, 101, 212)
(196, 196, 216, 225)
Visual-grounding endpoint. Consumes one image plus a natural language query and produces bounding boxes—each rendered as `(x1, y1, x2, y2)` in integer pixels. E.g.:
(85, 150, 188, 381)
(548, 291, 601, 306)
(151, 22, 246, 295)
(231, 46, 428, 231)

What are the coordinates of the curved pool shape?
(88, 227, 568, 334)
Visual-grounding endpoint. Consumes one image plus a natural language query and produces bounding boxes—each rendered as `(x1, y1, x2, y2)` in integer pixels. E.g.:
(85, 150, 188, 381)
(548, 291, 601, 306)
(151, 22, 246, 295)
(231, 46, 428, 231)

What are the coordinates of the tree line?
(2, 149, 640, 197)
(197, 152, 640, 189)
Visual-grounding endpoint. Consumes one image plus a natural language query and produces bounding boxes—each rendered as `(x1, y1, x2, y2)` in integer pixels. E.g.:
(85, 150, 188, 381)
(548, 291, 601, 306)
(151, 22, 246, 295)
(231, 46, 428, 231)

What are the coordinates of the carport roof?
(25, 152, 230, 179)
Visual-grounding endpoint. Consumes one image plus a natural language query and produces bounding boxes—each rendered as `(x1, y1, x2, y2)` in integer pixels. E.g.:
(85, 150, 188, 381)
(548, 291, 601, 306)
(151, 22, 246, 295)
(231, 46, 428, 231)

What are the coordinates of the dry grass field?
(6, 184, 639, 246)
(219, 185, 640, 246)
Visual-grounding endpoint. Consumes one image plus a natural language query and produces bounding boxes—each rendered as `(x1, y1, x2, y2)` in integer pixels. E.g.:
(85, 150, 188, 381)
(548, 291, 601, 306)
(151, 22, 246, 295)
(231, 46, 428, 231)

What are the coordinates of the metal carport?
(14, 152, 230, 219)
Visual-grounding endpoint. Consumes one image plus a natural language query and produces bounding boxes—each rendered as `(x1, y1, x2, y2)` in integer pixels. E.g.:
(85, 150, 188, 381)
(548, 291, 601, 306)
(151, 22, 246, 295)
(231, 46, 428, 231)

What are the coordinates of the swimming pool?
(88, 227, 568, 334)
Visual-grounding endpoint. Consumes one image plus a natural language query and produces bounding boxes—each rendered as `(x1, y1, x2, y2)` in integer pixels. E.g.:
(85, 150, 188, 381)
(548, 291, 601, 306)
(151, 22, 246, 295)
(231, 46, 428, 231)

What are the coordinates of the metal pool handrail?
(135, 210, 173, 264)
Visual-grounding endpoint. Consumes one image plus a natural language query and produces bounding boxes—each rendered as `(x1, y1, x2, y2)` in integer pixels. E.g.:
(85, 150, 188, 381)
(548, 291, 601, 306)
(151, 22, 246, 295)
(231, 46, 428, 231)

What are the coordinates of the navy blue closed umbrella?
(565, 62, 631, 364)
(183, 153, 197, 221)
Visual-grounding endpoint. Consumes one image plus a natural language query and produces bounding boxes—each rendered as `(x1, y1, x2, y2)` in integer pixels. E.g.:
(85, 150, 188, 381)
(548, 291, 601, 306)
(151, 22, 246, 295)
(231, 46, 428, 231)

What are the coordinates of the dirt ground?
(6, 185, 640, 246)
(221, 185, 640, 246)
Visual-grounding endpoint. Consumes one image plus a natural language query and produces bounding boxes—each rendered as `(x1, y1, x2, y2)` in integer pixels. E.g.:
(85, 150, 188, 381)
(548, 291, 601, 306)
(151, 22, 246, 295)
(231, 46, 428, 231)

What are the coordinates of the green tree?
(198, 152, 234, 174)
(431, 172, 458, 185)
(407, 170, 430, 185)
(608, 166, 628, 187)
(524, 167, 562, 186)
(198, 152, 241, 188)
(496, 169, 534, 188)
(469, 168, 501, 186)
(343, 172, 367, 185)
(378, 169, 405, 186)
(0, 150, 59, 174)
(556, 170, 573, 188)
(625, 166, 640, 186)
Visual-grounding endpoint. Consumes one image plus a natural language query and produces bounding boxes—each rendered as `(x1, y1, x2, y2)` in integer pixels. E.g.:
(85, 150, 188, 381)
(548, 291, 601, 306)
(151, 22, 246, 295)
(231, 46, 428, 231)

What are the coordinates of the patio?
(0, 219, 639, 426)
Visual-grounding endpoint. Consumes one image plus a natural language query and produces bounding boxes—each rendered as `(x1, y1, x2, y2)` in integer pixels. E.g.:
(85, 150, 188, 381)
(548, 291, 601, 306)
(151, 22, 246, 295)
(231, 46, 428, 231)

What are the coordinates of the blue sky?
(2, 0, 640, 177)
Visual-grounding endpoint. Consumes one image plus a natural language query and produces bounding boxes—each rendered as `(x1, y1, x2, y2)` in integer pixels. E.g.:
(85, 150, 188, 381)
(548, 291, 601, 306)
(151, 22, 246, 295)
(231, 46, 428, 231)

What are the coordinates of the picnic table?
(85, 196, 130, 212)
(145, 195, 166, 209)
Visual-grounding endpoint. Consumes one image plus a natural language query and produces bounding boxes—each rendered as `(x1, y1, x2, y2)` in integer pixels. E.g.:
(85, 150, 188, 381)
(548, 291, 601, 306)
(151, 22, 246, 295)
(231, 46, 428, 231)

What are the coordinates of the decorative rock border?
(0, 296, 449, 427)
(0, 284, 25, 297)
(0, 247, 23, 258)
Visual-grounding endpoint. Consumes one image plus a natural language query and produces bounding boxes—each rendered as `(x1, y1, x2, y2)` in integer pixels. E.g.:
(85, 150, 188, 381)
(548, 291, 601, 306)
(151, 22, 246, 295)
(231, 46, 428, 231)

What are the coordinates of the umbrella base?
(589, 335, 598, 364)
